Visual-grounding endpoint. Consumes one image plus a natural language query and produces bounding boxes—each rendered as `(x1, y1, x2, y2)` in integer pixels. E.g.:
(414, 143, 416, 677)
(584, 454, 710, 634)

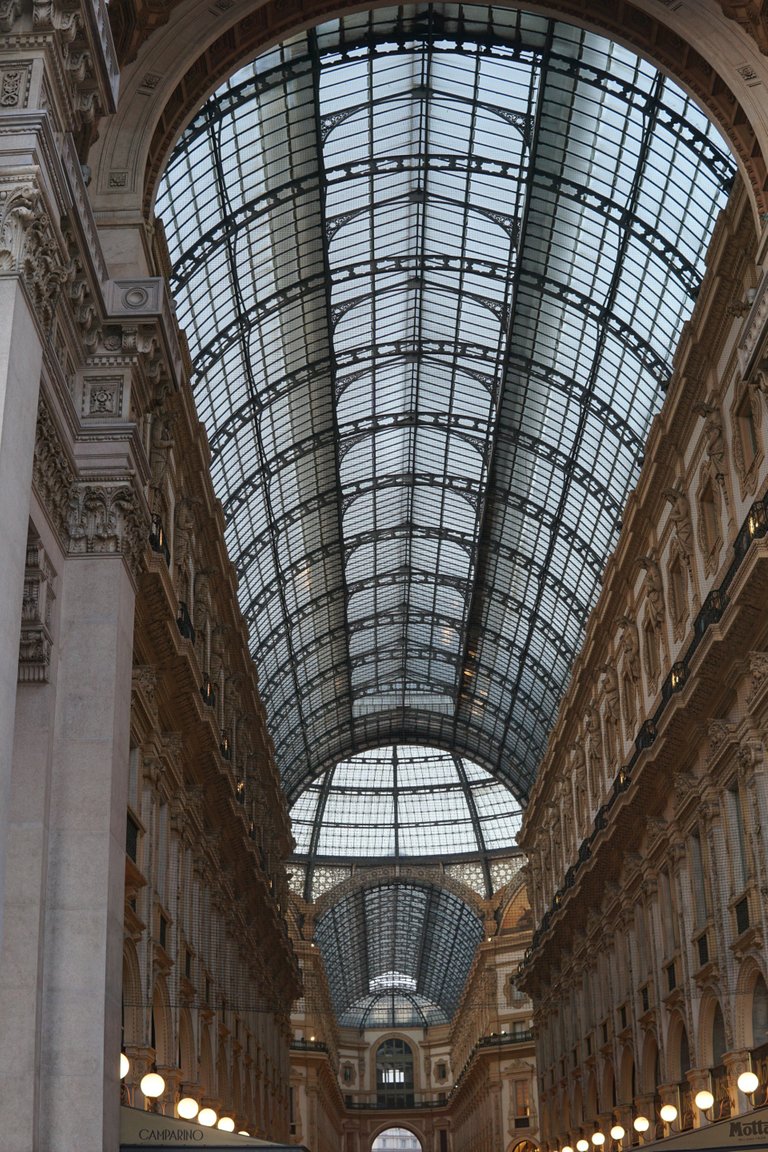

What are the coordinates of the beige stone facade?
(518, 175, 768, 1146)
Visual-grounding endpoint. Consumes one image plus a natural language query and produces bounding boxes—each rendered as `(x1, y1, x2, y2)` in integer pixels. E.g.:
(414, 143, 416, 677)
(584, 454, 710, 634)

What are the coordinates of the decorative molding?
(0, 180, 70, 328)
(65, 479, 149, 578)
(18, 535, 56, 683)
(32, 395, 75, 540)
(0, 62, 31, 106)
(132, 664, 158, 721)
(83, 374, 123, 417)
(747, 651, 768, 706)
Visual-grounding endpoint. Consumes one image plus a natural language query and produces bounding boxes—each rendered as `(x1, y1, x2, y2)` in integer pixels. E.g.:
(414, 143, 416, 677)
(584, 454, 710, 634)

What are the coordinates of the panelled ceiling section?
(314, 881, 485, 1027)
(157, 6, 734, 804)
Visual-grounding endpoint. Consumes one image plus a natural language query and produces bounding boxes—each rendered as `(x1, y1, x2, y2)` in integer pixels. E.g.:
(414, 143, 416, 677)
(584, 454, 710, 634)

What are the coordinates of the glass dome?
(290, 744, 524, 860)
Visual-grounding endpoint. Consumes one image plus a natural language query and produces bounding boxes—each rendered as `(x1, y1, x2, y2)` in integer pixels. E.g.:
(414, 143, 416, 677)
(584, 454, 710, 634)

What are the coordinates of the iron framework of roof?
(158, 5, 733, 807)
(314, 880, 485, 1027)
(157, 4, 735, 1031)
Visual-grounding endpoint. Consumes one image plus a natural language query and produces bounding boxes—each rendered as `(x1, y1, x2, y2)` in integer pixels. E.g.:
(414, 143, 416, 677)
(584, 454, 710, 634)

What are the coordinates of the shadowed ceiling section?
(157, 4, 734, 802)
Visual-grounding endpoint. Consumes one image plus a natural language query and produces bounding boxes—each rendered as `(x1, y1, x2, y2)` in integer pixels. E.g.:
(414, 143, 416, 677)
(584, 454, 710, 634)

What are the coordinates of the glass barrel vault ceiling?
(315, 882, 485, 1027)
(157, 5, 735, 804)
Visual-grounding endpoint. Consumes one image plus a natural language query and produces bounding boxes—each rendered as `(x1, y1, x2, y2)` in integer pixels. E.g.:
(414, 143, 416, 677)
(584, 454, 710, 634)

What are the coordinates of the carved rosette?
(65, 480, 149, 578)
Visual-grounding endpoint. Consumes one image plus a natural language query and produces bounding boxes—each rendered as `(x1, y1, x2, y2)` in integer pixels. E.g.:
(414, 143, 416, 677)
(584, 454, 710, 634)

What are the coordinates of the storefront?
(119, 1107, 308, 1151)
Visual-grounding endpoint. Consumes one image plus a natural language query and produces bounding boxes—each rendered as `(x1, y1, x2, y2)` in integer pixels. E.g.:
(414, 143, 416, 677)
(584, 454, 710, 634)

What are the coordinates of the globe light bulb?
(120, 1053, 130, 1080)
(177, 1097, 199, 1119)
(633, 1116, 649, 1133)
(140, 1072, 165, 1098)
(562, 1144, 574, 1152)
(694, 1090, 714, 1111)
(660, 1104, 678, 1123)
(198, 1107, 217, 1127)
(610, 1126, 625, 1141)
(238, 1133, 250, 1138)
(577, 1139, 590, 1150)
(592, 1132, 606, 1145)
(217, 1118, 235, 1132)
(738, 1071, 759, 1095)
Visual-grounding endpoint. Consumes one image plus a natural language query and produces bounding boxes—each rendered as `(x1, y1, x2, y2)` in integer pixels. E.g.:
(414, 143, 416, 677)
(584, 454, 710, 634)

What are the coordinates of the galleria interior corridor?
(3, 3, 768, 1151)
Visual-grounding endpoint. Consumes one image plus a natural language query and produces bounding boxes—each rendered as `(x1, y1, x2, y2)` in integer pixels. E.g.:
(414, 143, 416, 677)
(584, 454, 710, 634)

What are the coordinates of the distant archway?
(372, 1127, 423, 1152)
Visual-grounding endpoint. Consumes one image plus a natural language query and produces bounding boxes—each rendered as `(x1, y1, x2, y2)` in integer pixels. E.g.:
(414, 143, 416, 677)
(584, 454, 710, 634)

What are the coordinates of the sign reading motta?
(728, 1119, 768, 1138)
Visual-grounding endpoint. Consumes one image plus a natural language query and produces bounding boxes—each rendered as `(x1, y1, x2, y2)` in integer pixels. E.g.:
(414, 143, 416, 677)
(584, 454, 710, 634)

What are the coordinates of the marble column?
(0, 519, 62, 1152)
(37, 546, 136, 1152)
(0, 280, 43, 950)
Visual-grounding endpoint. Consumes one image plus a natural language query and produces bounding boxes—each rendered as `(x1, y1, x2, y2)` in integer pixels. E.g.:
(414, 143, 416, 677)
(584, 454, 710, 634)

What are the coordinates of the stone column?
(0, 279, 44, 949)
(37, 517, 140, 1152)
(0, 523, 61, 1152)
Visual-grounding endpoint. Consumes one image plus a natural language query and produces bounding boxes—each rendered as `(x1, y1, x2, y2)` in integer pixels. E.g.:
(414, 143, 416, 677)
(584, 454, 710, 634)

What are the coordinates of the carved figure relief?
(174, 499, 195, 601)
(600, 664, 621, 765)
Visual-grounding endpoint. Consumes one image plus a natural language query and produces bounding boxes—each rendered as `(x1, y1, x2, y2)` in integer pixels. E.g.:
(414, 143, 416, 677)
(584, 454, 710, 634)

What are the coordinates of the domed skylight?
(290, 745, 523, 860)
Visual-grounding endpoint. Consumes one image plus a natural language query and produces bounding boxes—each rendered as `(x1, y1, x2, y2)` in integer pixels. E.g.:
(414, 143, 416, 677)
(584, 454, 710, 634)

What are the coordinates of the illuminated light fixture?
(238, 1133, 250, 1138)
(738, 1071, 759, 1095)
(659, 1104, 678, 1123)
(694, 1090, 714, 1111)
(177, 1097, 199, 1119)
(577, 1139, 590, 1150)
(120, 1053, 130, 1080)
(562, 1144, 574, 1152)
(592, 1132, 606, 1145)
(610, 1126, 625, 1141)
(217, 1118, 235, 1132)
(198, 1107, 217, 1127)
(632, 1116, 649, 1133)
(140, 1072, 165, 1099)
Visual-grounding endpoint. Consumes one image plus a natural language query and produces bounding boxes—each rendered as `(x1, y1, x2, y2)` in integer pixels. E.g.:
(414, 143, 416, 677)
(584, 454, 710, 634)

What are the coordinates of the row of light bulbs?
(558, 1072, 761, 1152)
(120, 1055, 251, 1136)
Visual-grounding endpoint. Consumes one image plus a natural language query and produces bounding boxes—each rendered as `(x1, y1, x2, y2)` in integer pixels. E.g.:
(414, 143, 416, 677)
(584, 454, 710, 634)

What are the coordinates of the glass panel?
(157, 7, 734, 805)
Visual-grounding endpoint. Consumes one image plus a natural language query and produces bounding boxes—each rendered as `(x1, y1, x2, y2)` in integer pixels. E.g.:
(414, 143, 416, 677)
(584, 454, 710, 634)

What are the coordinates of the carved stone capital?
(0, 180, 70, 327)
(65, 479, 149, 579)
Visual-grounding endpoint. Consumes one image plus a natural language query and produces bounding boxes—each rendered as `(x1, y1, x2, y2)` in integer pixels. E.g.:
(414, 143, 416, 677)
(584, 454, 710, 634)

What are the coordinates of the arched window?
(680, 1027, 690, 1078)
(376, 1039, 415, 1108)
(752, 974, 768, 1046)
(712, 1002, 727, 1065)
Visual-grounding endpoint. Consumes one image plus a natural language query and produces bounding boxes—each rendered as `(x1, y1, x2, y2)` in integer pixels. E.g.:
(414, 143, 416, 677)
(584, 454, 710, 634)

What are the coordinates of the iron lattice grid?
(314, 880, 485, 1027)
(157, 6, 733, 804)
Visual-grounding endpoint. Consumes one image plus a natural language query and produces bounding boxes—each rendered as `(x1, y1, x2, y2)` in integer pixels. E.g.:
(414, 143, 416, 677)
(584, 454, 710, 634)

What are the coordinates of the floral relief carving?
(18, 534, 56, 683)
(32, 396, 75, 540)
(66, 482, 148, 577)
(0, 183, 71, 327)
